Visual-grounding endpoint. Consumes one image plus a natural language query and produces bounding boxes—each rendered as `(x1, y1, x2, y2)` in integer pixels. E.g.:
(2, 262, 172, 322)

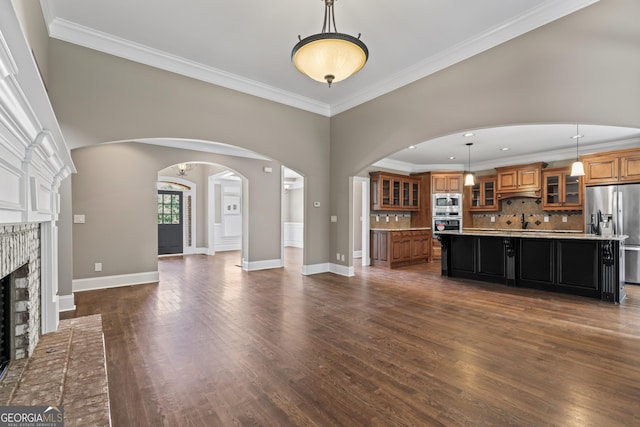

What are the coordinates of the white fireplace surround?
(0, 5, 75, 334)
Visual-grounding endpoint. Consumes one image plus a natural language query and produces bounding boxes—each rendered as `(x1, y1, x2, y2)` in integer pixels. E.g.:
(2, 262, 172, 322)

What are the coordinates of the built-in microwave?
(432, 193, 462, 215)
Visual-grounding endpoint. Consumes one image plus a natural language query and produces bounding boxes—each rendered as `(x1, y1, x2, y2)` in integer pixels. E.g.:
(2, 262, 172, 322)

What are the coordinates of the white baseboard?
(353, 250, 362, 259)
(72, 271, 160, 292)
(284, 241, 304, 248)
(215, 243, 242, 252)
(242, 258, 283, 271)
(301, 263, 330, 275)
(183, 247, 209, 255)
(330, 263, 355, 277)
(58, 294, 76, 312)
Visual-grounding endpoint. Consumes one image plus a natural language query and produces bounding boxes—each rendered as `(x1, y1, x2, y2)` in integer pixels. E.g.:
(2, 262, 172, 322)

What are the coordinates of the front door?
(158, 190, 183, 255)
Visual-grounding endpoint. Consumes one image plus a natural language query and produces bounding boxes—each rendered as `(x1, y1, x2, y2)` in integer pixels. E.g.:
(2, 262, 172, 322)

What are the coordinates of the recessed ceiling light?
(408, 145, 416, 149)
(449, 156, 456, 160)
(499, 147, 510, 151)
(463, 132, 475, 137)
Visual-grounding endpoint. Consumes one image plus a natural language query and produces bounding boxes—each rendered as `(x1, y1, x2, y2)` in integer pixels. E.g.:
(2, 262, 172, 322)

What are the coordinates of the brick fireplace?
(0, 224, 42, 361)
(0, 0, 75, 365)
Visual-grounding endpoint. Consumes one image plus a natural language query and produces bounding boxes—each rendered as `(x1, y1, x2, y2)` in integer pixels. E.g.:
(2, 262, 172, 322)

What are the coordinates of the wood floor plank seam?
(63, 250, 640, 426)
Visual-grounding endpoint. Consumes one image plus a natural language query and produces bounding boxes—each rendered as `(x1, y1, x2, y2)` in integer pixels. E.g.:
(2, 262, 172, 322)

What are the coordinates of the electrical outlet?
(94, 262, 102, 272)
(336, 253, 340, 261)
(562, 215, 568, 223)
(490, 216, 495, 223)
(376, 215, 379, 222)
(544, 215, 549, 223)
(341, 254, 345, 261)
(395, 215, 399, 222)
(386, 216, 389, 222)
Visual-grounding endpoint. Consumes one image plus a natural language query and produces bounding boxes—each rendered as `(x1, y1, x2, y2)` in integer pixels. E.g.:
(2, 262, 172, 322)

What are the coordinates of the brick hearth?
(0, 314, 111, 426)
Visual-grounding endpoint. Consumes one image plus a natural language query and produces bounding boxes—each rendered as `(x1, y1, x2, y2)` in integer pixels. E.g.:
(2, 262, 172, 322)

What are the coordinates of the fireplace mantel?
(0, 4, 75, 335)
(0, 4, 75, 224)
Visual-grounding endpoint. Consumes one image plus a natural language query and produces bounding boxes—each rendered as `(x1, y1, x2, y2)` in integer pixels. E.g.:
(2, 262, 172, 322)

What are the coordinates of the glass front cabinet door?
(542, 168, 582, 210)
(469, 175, 498, 211)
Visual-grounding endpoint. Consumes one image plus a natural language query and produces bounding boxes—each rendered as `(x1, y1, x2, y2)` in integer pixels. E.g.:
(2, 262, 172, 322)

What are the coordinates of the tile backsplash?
(471, 197, 583, 231)
(370, 212, 412, 229)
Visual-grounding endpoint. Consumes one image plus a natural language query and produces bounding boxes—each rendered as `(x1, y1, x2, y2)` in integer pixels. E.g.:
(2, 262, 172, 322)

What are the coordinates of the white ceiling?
(41, 0, 599, 116)
(39, 0, 640, 170)
(376, 124, 640, 173)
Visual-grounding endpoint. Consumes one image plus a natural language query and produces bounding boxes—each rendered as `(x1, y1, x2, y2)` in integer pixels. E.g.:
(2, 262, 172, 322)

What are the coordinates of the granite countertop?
(465, 227, 583, 233)
(439, 229, 628, 241)
(370, 227, 431, 231)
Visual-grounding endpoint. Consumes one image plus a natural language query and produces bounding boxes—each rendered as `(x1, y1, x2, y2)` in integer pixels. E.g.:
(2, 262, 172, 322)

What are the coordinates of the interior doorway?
(208, 170, 243, 262)
(353, 177, 370, 267)
(282, 167, 304, 270)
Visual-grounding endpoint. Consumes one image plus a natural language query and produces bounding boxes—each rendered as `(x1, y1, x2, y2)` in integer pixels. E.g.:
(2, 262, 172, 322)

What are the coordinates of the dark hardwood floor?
(64, 249, 640, 426)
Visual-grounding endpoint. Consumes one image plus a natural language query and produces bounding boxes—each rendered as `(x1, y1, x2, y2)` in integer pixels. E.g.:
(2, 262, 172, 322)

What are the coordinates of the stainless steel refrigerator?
(585, 184, 640, 284)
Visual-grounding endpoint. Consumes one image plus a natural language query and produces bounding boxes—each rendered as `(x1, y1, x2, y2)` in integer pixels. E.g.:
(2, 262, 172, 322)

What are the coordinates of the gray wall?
(72, 142, 282, 281)
(330, 0, 640, 267)
(284, 187, 304, 223)
(46, 37, 330, 289)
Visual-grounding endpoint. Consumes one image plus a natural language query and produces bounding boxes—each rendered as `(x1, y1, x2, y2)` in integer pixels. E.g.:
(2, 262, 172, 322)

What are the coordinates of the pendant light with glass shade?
(464, 142, 475, 186)
(570, 124, 586, 176)
(292, 0, 368, 87)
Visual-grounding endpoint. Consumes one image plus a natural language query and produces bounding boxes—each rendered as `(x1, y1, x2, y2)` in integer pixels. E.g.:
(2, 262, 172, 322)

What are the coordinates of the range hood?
(497, 190, 542, 200)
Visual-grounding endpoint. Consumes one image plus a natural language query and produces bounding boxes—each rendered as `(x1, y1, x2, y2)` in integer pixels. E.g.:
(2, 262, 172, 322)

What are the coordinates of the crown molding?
(40, 0, 598, 117)
(43, 16, 331, 116)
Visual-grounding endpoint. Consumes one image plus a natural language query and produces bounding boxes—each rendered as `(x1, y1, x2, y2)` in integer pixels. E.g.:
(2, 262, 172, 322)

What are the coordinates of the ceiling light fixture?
(570, 124, 585, 177)
(464, 142, 475, 186)
(176, 163, 192, 177)
(292, 0, 368, 87)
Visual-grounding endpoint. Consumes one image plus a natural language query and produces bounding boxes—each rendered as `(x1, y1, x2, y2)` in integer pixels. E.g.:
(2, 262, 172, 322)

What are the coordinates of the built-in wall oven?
(432, 193, 463, 234)
(432, 193, 462, 215)
(433, 217, 462, 234)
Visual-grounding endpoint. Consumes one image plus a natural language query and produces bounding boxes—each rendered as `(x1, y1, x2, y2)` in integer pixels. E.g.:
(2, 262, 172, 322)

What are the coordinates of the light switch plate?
(73, 214, 85, 224)
(330, 215, 337, 223)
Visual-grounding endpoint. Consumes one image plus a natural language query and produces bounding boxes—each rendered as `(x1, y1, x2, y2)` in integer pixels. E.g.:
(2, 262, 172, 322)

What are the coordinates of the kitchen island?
(437, 229, 627, 302)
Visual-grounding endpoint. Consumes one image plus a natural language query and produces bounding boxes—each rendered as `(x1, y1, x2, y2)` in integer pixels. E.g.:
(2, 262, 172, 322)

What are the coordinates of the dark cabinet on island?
(437, 230, 626, 302)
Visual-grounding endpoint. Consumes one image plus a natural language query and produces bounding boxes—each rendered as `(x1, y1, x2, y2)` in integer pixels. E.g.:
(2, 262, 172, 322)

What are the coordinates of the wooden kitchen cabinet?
(495, 162, 545, 199)
(370, 229, 431, 268)
(582, 147, 640, 185)
(370, 172, 420, 211)
(621, 151, 640, 182)
(411, 230, 431, 260)
(431, 237, 441, 260)
(431, 172, 463, 193)
(469, 175, 498, 211)
(542, 168, 582, 210)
